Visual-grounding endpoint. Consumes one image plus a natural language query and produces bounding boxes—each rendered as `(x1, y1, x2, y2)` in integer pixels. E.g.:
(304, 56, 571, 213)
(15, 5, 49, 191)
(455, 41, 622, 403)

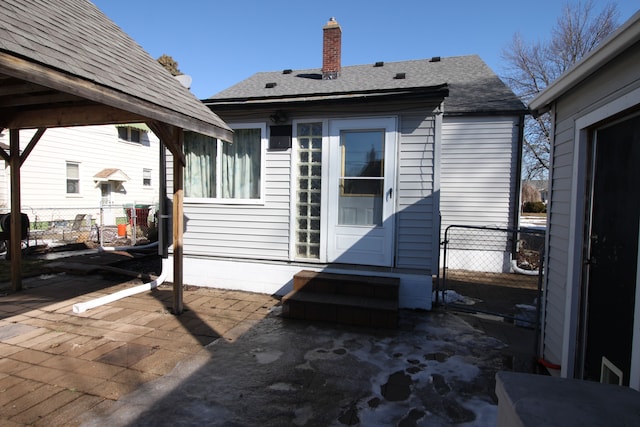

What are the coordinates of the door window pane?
(338, 130, 384, 225)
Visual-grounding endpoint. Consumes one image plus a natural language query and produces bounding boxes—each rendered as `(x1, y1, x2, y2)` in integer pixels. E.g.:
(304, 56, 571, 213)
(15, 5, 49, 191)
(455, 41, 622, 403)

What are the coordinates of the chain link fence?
(438, 225, 545, 328)
(0, 204, 157, 252)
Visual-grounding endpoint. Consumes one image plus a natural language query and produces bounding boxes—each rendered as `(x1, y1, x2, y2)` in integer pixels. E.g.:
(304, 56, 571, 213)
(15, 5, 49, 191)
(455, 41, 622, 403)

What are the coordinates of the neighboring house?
(529, 11, 640, 389)
(0, 124, 159, 232)
(168, 18, 525, 309)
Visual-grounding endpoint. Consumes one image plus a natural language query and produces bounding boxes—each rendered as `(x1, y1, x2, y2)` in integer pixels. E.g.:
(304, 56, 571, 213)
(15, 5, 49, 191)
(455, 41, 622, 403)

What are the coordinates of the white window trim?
(66, 161, 81, 197)
(185, 122, 267, 205)
(143, 168, 152, 188)
(117, 126, 146, 144)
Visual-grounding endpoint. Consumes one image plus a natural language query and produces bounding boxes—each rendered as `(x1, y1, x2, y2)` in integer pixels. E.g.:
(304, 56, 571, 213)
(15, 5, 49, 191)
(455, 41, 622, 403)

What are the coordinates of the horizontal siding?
(542, 41, 640, 368)
(396, 113, 436, 270)
(440, 116, 519, 232)
(182, 149, 292, 261)
(1, 126, 159, 222)
(544, 105, 575, 366)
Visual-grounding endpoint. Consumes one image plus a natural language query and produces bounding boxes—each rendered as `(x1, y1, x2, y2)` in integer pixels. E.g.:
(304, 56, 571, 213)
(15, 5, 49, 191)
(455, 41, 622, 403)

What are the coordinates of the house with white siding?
(166, 18, 525, 310)
(528, 11, 640, 389)
(0, 124, 159, 236)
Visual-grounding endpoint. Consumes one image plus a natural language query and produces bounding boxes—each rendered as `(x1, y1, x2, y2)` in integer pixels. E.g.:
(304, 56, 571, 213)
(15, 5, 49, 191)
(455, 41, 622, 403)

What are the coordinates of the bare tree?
(521, 181, 542, 204)
(502, 1, 619, 179)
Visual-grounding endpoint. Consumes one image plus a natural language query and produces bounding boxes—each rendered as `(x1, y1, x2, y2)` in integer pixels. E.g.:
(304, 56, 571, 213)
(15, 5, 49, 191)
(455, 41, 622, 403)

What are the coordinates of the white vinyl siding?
(1, 125, 159, 216)
(395, 114, 436, 270)
(440, 116, 518, 234)
(543, 41, 640, 369)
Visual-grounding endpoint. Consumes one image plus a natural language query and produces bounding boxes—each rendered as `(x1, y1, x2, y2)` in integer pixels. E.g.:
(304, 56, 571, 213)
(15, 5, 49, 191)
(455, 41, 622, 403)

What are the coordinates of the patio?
(0, 253, 537, 426)
(0, 268, 276, 426)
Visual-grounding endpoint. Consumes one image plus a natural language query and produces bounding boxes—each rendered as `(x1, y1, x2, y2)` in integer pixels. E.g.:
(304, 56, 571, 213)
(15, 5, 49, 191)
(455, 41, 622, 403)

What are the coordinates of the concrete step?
(282, 270, 399, 328)
(293, 270, 399, 298)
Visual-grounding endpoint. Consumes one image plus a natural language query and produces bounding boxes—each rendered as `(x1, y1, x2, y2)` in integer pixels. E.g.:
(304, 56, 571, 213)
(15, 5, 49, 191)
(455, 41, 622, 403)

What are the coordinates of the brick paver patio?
(0, 272, 278, 426)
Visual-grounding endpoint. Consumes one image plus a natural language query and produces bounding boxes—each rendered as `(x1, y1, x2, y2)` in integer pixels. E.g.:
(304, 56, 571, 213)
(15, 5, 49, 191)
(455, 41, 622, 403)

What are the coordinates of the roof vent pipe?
(322, 17, 341, 80)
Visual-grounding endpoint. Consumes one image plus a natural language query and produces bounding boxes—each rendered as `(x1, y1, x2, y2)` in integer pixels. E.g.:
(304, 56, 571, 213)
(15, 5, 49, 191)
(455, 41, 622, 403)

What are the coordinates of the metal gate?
(438, 225, 545, 329)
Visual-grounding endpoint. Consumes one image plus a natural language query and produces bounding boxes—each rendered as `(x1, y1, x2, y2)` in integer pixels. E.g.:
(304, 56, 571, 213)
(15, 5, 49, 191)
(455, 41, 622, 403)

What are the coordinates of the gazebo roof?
(0, 0, 232, 142)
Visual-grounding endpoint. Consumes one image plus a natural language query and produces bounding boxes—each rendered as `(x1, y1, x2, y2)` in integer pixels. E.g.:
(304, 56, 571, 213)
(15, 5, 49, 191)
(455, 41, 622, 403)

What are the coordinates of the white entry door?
(327, 117, 396, 266)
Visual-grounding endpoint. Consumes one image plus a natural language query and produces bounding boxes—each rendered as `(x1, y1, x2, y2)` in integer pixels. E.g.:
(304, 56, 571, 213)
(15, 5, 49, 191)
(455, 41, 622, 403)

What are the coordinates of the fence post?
(99, 204, 104, 247)
(131, 202, 137, 245)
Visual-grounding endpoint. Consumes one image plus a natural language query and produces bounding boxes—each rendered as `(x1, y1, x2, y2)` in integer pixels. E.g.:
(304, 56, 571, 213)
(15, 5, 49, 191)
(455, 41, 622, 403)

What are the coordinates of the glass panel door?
(327, 117, 396, 267)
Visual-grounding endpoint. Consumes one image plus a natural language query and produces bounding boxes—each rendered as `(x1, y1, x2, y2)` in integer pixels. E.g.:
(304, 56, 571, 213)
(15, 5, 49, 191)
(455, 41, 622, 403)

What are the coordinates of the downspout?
(73, 135, 171, 313)
(513, 113, 525, 237)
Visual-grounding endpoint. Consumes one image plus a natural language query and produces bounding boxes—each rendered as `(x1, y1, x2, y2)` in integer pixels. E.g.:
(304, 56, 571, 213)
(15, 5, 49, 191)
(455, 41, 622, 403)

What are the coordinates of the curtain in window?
(184, 132, 216, 198)
(222, 128, 260, 199)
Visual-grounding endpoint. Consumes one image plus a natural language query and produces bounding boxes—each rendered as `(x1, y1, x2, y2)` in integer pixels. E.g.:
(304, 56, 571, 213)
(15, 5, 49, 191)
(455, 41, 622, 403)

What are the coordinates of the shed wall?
(440, 116, 519, 234)
(544, 40, 640, 365)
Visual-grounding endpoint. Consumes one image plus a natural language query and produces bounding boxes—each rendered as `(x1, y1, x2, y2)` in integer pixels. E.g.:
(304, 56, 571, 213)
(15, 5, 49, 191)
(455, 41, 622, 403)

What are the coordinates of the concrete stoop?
(281, 270, 399, 328)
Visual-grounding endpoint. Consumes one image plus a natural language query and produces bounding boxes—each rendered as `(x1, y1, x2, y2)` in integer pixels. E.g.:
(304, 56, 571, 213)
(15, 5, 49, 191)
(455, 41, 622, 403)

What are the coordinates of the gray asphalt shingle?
(0, 0, 229, 133)
(209, 55, 524, 113)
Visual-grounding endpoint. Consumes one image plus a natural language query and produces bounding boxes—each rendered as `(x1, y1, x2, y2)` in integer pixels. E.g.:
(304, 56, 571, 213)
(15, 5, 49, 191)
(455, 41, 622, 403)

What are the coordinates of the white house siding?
(0, 126, 159, 225)
(395, 113, 436, 271)
(174, 110, 439, 309)
(439, 116, 519, 273)
(440, 116, 518, 231)
(182, 149, 292, 261)
(543, 41, 640, 370)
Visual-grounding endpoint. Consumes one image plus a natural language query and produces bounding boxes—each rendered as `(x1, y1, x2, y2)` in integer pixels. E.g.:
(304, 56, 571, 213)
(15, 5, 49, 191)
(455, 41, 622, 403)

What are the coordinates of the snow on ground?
(84, 307, 514, 426)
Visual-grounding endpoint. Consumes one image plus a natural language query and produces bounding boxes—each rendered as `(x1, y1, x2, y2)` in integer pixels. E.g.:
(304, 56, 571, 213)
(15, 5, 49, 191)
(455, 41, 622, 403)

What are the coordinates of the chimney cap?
(324, 17, 340, 29)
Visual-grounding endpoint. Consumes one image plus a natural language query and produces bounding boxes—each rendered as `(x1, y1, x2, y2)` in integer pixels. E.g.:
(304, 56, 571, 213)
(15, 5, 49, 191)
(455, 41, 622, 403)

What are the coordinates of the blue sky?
(91, 1, 639, 99)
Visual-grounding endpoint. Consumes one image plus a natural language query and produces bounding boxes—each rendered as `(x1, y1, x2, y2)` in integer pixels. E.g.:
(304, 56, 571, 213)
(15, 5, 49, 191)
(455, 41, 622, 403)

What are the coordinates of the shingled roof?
(0, 0, 232, 141)
(206, 55, 525, 114)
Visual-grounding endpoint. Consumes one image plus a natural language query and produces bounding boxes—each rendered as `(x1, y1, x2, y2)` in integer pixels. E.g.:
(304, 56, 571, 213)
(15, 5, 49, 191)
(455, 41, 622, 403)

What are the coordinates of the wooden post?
(9, 129, 22, 291)
(172, 130, 184, 315)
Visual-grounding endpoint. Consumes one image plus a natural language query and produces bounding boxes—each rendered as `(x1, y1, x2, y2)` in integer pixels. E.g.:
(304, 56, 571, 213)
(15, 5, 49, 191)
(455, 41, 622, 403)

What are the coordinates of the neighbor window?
(66, 162, 80, 194)
(143, 169, 152, 187)
(184, 125, 264, 201)
(117, 126, 142, 143)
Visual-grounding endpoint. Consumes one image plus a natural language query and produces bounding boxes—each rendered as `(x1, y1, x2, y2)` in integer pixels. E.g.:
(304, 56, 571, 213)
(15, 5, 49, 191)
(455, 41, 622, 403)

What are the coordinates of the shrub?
(523, 201, 547, 213)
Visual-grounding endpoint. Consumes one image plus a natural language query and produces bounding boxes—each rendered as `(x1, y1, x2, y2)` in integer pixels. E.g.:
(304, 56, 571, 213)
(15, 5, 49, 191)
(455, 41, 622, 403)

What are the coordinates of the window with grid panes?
(296, 123, 322, 258)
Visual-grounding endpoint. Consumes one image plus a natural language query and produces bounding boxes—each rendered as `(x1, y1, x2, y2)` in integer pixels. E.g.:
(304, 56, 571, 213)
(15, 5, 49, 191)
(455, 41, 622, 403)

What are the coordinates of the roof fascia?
(205, 84, 450, 109)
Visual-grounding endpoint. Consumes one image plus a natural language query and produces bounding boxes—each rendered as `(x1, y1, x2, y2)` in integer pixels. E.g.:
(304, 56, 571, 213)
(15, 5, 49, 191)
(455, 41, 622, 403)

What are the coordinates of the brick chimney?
(322, 17, 341, 80)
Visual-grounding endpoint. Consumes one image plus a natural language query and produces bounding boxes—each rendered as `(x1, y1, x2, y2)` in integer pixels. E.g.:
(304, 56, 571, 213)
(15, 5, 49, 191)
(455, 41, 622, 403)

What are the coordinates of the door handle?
(387, 188, 393, 200)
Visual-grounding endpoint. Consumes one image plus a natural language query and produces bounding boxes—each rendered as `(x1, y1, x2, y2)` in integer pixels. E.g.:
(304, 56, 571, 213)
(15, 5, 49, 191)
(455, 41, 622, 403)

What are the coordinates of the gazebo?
(0, 0, 232, 313)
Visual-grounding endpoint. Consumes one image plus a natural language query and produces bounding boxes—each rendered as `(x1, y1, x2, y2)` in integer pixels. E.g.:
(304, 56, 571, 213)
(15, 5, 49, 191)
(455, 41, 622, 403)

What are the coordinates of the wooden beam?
(9, 129, 21, 291)
(0, 52, 233, 142)
(172, 128, 184, 315)
(148, 121, 185, 167)
(0, 92, 81, 108)
(20, 127, 46, 166)
(3, 104, 148, 129)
